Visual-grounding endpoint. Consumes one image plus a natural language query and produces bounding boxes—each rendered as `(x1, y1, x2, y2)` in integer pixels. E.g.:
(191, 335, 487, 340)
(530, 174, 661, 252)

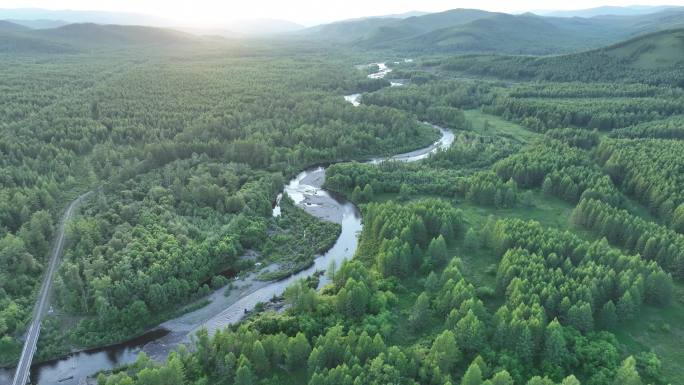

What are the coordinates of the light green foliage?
(461, 361, 483, 385)
(614, 356, 643, 385)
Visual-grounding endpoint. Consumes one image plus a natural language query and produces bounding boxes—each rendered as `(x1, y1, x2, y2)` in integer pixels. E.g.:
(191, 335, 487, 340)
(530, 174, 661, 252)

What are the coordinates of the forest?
(2, 15, 684, 385)
(90, 41, 684, 385)
(0, 49, 439, 364)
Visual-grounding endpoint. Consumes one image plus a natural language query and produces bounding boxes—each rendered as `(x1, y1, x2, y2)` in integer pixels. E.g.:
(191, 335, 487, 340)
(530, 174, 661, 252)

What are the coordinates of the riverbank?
(0, 59, 448, 385)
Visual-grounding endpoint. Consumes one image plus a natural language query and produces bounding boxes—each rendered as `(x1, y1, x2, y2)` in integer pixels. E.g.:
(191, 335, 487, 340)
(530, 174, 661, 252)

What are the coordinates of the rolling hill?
(0, 8, 174, 27)
(302, 9, 498, 43)
(360, 9, 499, 48)
(0, 33, 75, 54)
(599, 27, 684, 69)
(387, 13, 606, 54)
(0, 20, 77, 53)
(302, 17, 397, 43)
(0, 20, 30, 33)
(0, 22, 202, 54)
(542, 5, 682, 17)
(28, 23, 198, 47)
(304, 7, 684, 55)
(6, 19, 69, 29)
(438, 28, 684, 85)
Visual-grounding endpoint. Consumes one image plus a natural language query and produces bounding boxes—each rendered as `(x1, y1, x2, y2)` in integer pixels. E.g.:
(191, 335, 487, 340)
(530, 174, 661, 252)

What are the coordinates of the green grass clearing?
(465, 109, 542, 145)
(613, 282, 684, 385)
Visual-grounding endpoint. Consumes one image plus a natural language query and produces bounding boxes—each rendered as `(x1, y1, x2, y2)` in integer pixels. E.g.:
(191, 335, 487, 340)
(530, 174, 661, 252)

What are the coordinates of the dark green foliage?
(408, 292, 431, 330)
(361, 199, 464, 276)
(260, 196, 341, 279)
(609, 116, 684, 139)
(545, 128, 600, 149)
(573, 198, 684, 278)
(97, 197, 662, 385)
(326, 165, 518, 208)
(597, 139, 684, 230)
(494, 141, 622, 205)
(437, 29, 684, 86)
(493, 218, 666, 326)
(286, 332, 312, 370)
(362, 81, 491, 125)
(8, 19, 684, 384)
(487, 95, 683, 132)
(464, 228, 480, 251)
(598, 301, 618, 330)
(0, 46, 439, 361)
(428, 131, 520, 169)
(428, 329, 462, 375)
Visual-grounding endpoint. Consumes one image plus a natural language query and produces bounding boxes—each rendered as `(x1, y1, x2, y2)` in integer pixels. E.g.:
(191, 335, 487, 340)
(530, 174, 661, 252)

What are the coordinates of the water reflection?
(0, 59, 442, 385)
(0, 329, 168, 385)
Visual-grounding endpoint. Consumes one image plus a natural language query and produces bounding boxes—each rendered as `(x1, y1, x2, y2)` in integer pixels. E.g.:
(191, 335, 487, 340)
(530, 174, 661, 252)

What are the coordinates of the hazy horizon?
(2, 0, 684, 26)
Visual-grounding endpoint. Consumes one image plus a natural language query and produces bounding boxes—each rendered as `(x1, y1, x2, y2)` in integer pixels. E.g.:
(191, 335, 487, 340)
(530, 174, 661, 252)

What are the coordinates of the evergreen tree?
(351, 186, 363, 203)
(560, 375, 580, 385)
(614, 356, 643, 385)
(429, 330, 461, 374)
(428, 235, 449, 265)
(617, 291, 636, 321)
(567, 302, 593, 333)
(363, 184, 374, 201)
(516, 325, 534, 362)
(543, 319, 568, 369)
(490, 371, 514, 385)
(455, 310, 486, 354)
(461, 362, 483, 385)
(645, 270, 673, 306)
(464, 228, 480, 251)
(598, 301, 617, 330)
(409, 292, 431, 330)
(235, 356, 254, 385)
(286, 333, 312, 371)
(526, 376, 555, 385)
(251, 340, 269, 374)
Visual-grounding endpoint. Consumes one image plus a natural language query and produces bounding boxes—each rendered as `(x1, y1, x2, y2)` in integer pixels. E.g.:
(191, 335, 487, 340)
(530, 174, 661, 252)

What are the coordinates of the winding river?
(0, 61, 453, 385)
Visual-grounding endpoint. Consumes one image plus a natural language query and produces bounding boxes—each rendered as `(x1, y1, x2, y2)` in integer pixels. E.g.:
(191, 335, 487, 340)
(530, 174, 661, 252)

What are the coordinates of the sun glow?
(2, 0, 684, 25)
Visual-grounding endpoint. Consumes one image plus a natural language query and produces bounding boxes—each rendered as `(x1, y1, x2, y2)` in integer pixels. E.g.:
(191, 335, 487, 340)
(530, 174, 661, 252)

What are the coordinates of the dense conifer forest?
(2, 12, 684, 385)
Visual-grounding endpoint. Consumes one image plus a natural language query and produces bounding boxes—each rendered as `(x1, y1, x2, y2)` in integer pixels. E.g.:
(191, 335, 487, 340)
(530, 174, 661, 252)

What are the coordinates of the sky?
(2, 0, 683, 25)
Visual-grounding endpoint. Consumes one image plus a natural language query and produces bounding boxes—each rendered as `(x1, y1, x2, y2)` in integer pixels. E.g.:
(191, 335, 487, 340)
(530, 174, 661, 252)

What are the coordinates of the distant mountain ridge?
(595, 27, 684, 69)
(2, 6, 684, 57)
(0, 20, 30, 33)
(6, 19, 69, 29)
(438, 28, 684, 86)
(0, 8, 174, 27)
(0, 8, 305, 36)
(303, 7, 684, 55)
(541, 5, 681, 17)
(0, 22, 201, 54)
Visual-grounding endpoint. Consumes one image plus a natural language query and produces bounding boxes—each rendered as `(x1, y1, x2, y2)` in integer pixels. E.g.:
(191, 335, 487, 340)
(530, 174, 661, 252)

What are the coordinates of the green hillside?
(303, 9, 499, 44)
(604, 28, 684, 68)
(437, 28, 684, 85)
(302, 17, 397, 43)
(0, 22, 203, 54)
(361, 8, 498, 47)
(28, 23, 198, 47)
(394, 13, 602, 54)
(0, 20, 30, 33)
(304, 7, 684, 55)
(0, 32, 75, 54)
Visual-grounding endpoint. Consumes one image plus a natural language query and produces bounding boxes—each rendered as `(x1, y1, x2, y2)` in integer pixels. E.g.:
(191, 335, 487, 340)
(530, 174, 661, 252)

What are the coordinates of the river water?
(0, 60, 451, 385)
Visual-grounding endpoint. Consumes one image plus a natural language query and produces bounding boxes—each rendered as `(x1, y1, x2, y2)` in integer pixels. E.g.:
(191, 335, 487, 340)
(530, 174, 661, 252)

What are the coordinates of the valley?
(1, 4, 684, 385)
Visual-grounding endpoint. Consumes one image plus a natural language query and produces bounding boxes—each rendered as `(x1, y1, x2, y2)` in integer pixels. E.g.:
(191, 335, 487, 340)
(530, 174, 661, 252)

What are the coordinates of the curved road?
(12, 192, 92, 385)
